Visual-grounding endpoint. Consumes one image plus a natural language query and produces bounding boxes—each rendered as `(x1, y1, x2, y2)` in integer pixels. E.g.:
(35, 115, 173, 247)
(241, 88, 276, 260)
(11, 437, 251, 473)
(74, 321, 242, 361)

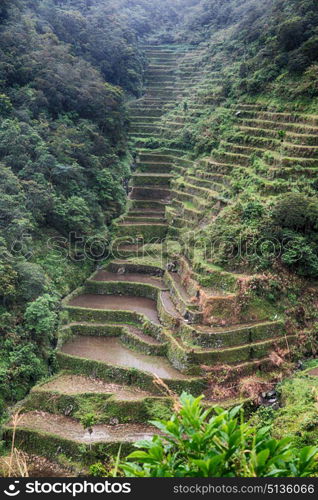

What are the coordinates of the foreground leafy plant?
(120, 393, 318, 477)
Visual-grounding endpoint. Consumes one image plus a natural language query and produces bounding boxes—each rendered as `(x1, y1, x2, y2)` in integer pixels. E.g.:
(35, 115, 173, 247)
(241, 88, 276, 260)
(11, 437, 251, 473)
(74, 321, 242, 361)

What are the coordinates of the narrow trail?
(5, 42, 318, 470)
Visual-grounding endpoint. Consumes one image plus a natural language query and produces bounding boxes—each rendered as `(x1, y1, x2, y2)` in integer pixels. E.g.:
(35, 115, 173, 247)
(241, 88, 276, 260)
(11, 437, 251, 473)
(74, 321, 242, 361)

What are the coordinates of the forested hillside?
(0, 0, 318, 478)
(182, 0, 318, 98)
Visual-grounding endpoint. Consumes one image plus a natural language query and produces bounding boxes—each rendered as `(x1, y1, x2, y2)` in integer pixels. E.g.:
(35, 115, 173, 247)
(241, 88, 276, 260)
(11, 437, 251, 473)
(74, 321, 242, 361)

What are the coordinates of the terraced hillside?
(5, 43, 318, 471)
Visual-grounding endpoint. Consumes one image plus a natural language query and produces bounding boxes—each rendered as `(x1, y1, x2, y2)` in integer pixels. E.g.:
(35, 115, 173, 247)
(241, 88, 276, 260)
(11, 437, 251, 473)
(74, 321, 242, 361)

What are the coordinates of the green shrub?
(24, 294, 60, 346)
(272, 193, 318, 233)
(242, 201, 264, 221)
(0, 94, 12, 116)
(269, 194, 318, 277)
(120, 393, 318, 477)
(90, 462, 108, 477)
(277, 17, 306, 52)
(280, 232, 318, 277)
(289, 37, 318, 74)
(294, 64, 318, 97)
(80, 413, 97, 435)
(15, 261, 47, 302)
(0, 340, 47, 403)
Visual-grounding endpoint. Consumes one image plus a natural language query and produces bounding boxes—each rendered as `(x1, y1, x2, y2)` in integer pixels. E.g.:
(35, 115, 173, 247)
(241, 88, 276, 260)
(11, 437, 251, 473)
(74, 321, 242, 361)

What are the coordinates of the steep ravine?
(4, 42, 318, 475)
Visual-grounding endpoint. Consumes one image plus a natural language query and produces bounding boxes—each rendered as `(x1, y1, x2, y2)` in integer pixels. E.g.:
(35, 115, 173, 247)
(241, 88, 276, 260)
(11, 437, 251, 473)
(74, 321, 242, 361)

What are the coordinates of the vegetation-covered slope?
(181, 0, 318, 99)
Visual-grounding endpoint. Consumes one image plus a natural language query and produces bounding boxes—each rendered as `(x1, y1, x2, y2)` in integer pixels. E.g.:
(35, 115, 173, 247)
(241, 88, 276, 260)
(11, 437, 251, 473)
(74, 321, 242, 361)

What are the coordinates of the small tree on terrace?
(81, 413, 97, 450)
